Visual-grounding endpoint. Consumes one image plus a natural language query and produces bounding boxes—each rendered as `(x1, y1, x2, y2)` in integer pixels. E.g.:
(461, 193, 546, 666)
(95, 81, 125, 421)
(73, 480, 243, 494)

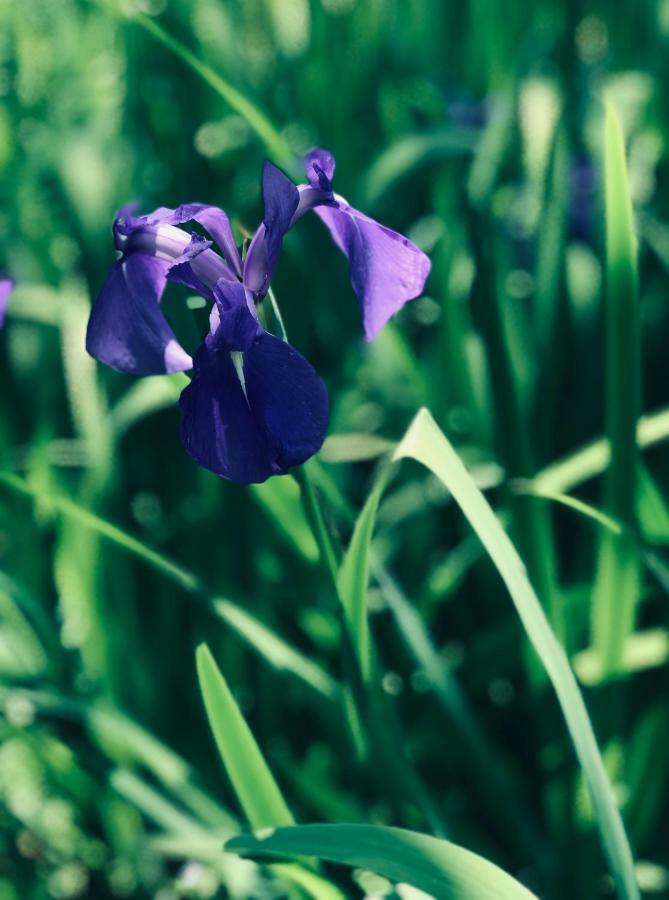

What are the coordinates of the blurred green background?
(2, 0, 669, 897)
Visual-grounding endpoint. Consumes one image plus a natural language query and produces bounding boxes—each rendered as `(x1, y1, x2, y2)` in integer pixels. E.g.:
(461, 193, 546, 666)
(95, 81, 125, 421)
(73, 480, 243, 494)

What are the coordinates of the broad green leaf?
(393, 409, 638, 900)
(336, 470, 388, 681)
(196, 643, 294, 830)
(226, 823, 537, 899)
(591, 99, 641, 676)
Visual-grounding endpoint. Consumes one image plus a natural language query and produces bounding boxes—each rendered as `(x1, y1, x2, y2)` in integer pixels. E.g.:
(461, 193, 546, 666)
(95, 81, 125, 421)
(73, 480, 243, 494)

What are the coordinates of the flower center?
(120, 222, 238, 292)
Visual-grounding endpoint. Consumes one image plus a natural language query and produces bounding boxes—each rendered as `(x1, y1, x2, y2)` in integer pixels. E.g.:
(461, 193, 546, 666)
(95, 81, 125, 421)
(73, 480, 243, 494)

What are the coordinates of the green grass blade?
(591, 100, 642, 675)
(393, 408, 639, 900)
(511, 480, 623, 536)
(533, 406, 669, 494)
(226, 823, 537, 899)
(133, 13, 296, 173)
(196, 643, 294, 830)
(212, 599, 339, 701)
(336, 469, 388, 681)
(251, 476, 319, 563)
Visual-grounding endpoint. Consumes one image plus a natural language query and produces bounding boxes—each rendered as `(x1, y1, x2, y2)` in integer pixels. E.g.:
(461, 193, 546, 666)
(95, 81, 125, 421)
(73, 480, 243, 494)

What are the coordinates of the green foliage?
(227, 823, 538, 899)
(2, 1, 669, 898)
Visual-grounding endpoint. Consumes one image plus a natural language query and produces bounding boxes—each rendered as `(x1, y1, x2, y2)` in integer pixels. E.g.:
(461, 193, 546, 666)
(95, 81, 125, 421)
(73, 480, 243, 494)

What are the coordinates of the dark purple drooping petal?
(244, 162, 300, 297)
(179, 304, 328, 483)
(0, 278, 13, 328)
(86, 254, 192, 375)
(302, 148, 431, 339)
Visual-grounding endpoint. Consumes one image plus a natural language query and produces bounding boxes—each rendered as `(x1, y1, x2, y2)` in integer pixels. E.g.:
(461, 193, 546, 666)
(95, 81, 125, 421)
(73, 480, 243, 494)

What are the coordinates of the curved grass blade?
(133, 13, 296, 173)
(591, 100, 641, 676)
(511, 480, 623, 536)
(0, 472, 339, 702)
(393, 409, 639, 900)
(226, 823, 537, 899)
(196, 643, 294, 830)
(533, 406, 669, 495)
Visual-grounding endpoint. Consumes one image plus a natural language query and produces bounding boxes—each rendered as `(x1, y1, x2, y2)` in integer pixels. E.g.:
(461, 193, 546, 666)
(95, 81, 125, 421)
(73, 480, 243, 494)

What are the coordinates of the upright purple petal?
(86, 254, 192, 375)
(314, 201, 431, 340)
(179, 305, 328, 483)
(0, 278, 13, 328)
(189, 206, 243, 278)
(244, 162, 299, 296)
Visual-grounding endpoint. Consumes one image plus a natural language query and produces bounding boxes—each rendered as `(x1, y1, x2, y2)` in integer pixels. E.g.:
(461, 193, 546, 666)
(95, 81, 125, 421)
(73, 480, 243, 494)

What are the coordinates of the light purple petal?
(179, 305, 328, 483)
(243, 162, 299, 296)
(0, 278, 13, 328)
(86, 254, 192, 375)
(314, 200, 431, 340)
(115, 203, 242, 277)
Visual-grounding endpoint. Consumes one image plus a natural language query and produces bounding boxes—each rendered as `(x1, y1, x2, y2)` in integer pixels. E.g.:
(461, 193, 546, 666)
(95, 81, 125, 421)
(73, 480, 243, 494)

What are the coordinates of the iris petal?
(314, 200, 431, 340)
(86, 254, 192, 375)
(244, 162, 300, 296)
(179, 305, 328, 483)
(0, 278, 13, 328)
(302, 148, 431, 339)
(117, 203, 242, 277)
(243, 328, 329, 471)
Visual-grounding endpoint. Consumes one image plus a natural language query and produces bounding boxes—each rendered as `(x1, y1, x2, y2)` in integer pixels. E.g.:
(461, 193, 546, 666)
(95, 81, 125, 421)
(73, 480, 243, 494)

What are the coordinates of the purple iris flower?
(0, 279, 13, 328)
(86, 149, 430, 483)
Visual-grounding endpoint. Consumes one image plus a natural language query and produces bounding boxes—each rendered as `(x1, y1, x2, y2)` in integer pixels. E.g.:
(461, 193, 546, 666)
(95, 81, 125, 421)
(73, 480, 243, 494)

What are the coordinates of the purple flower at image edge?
(0, 278, 13, 328)
(86, 150, 431, 484)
